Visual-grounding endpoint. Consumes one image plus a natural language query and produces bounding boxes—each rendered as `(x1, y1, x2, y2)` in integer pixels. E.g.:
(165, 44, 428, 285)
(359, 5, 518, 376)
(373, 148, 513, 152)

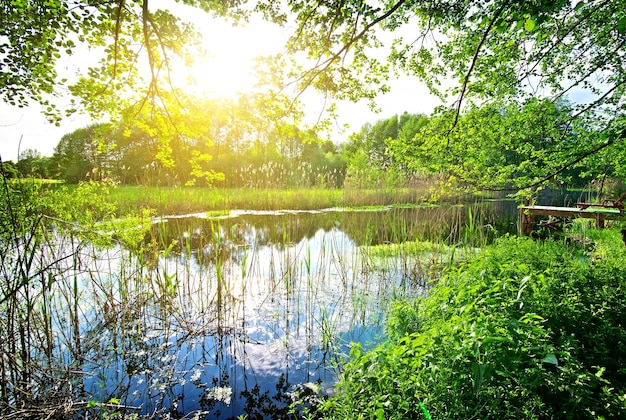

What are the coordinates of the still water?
(69, 201, 520, 418)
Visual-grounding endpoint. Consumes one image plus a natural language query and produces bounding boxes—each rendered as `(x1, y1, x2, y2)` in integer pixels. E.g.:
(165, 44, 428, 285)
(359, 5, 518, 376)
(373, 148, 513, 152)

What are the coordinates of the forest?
(1, 100, 610, 193)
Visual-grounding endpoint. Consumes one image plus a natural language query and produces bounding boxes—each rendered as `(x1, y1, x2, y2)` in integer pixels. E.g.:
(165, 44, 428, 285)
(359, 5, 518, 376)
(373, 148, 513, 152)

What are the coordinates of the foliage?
(48, 92, 339, 188)
(15, 148, 53, 179)
(257, 0, 626, 190)
(2, 0, 331, 188)
(323, 234, 626, 419)
(389, 99, 593, 189)
(10, 0, 626, 191)
(52, 123, 116, 182)
(42, 181, 116, 223)
(0, 0, 247, 123)
(0, 160, 18, 179)
(343, 113, 428, 189)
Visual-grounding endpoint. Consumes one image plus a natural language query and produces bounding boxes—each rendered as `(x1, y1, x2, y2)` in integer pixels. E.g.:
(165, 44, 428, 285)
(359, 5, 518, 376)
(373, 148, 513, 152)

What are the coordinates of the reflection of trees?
(147, 201, 521, 265)
(149, 213, 341, 265)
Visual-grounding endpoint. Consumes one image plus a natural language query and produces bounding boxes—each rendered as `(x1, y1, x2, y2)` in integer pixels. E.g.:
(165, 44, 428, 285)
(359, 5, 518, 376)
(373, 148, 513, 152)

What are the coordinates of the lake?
(18, 199, 523, 418)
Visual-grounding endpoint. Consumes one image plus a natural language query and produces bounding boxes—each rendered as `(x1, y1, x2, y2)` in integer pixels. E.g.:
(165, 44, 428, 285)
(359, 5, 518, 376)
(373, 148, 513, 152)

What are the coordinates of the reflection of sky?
(45, 202, 526, 417)
(74, 223, 399, 417)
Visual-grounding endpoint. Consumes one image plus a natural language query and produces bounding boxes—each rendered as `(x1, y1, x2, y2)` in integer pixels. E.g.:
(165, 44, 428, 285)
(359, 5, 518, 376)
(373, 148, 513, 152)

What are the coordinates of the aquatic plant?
(0, 174, 518, 418)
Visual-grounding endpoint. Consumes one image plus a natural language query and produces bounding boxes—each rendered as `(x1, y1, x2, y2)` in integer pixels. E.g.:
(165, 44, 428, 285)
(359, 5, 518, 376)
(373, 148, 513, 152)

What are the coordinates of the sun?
(171, 17, 286, 99)
(180, 49, 257, 98)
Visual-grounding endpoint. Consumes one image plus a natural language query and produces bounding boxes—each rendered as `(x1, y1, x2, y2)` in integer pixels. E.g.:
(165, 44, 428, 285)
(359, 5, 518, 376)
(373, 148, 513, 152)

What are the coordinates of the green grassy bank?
(322, 228, 626, 419)
(12, 178, 502, 216)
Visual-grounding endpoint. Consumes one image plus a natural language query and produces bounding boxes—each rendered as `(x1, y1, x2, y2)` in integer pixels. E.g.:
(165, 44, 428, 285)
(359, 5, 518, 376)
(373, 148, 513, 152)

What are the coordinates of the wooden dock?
(519, 205, 625, 235)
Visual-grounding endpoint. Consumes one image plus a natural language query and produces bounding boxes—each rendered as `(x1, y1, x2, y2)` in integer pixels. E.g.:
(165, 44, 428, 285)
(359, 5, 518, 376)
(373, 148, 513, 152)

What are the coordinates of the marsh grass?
(109, 186, 346, 215)
(5, 210, 406, 417)
(106, 183, 482, 216)
(364, 240, 470, 290)
(0, 179, 162, 418)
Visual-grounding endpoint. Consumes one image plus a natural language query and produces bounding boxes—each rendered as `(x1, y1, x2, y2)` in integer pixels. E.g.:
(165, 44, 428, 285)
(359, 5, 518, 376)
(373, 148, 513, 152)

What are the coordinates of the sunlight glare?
(174, 18, 285, 98)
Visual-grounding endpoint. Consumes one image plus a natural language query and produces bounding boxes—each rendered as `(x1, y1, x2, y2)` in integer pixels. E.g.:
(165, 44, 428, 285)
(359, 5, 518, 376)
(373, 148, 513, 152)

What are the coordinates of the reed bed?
(1, 203, 436, 417)
(107, 184, 483, 216)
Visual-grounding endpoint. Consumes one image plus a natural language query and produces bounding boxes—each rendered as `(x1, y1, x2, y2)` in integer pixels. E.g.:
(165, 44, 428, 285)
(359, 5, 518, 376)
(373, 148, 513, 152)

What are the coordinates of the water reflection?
(46, 201, 521, 418)
(155, 200, 520, 256)
(82, 225, 391, 418)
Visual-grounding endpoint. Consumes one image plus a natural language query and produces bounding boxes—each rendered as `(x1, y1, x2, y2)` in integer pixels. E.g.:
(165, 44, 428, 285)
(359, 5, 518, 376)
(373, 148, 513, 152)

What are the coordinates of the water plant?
(1, 172, 521, 418)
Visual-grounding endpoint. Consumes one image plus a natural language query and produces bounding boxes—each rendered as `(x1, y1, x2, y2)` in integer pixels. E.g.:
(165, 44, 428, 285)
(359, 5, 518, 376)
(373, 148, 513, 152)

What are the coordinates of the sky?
(0, 2, 439, 162)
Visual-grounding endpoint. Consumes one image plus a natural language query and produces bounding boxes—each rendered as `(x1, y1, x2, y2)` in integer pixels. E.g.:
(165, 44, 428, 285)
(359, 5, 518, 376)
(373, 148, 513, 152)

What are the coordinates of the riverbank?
(322, 227, 626, 419)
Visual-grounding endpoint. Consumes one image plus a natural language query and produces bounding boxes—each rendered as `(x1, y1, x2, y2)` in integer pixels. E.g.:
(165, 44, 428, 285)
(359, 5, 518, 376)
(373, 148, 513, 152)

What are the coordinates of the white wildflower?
(190, 368, 202, 382)
(206, 386, 232, 405)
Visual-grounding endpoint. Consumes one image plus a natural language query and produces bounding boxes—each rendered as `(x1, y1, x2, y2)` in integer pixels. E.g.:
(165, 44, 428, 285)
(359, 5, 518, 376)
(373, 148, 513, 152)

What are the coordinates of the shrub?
(324, 234, 626, 419)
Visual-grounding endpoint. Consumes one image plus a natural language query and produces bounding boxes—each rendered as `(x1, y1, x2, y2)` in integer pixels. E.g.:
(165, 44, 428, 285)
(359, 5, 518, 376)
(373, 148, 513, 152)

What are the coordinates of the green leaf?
(472, 362, 489, 394)
(375, 408, 385, 420)
(524, 18, 536, 32)
(618, 17, 626, 34)
(541, 353, 558, 366)
(483, 336, 509, 344)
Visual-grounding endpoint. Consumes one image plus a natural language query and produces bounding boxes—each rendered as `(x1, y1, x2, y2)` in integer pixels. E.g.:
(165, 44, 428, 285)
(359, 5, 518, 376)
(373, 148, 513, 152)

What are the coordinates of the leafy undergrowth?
(323, 232, 626, 419)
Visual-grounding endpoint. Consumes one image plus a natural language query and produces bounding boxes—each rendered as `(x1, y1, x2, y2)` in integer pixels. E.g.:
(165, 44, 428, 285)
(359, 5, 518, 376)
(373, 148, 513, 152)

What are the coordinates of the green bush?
(324, 234, 626, 419)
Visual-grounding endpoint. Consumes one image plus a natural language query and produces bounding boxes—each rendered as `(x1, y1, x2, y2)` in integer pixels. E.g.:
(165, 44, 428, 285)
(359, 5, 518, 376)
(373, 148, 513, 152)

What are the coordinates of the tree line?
(3, 1, 625, 193)
(2, 97, 612, 192)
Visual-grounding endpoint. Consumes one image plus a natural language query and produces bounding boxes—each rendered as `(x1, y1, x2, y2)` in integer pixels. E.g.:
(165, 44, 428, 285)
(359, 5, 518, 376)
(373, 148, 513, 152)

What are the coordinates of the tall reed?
(1, 175, 508, 417)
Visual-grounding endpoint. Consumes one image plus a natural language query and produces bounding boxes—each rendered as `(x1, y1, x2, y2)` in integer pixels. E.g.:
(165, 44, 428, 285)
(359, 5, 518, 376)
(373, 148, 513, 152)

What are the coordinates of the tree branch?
(521, 136, 616, 191)
(515, 0, 611, 88)
(450, 0, 510, 132)
(288, 0, 408, 101)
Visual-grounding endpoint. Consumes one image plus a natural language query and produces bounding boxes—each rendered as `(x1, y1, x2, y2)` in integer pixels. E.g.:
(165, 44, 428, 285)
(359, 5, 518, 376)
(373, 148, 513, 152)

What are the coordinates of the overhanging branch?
(450, 0, 510, 133)
(287, 0, 408, 101)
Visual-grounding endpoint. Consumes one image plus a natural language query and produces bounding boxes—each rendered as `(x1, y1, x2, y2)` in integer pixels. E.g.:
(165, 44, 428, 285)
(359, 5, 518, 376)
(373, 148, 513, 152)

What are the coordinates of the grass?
(108, 186, 344, 215)
(105, 185, 478, 216)
(4, 178, 436, 418)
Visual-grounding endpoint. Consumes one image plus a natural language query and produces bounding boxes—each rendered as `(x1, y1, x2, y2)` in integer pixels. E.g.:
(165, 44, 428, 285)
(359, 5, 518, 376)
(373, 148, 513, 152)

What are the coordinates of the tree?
(0, 160, 18, 180)
(390, 99, 587, 189)
(262, 0, 626, 189)
(52, 123, 115, 183)
(16, 149, 51, 178)
(7, 0, 626, 189)
(343, 113, 428, 187)
(0, 0, 246, 123)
